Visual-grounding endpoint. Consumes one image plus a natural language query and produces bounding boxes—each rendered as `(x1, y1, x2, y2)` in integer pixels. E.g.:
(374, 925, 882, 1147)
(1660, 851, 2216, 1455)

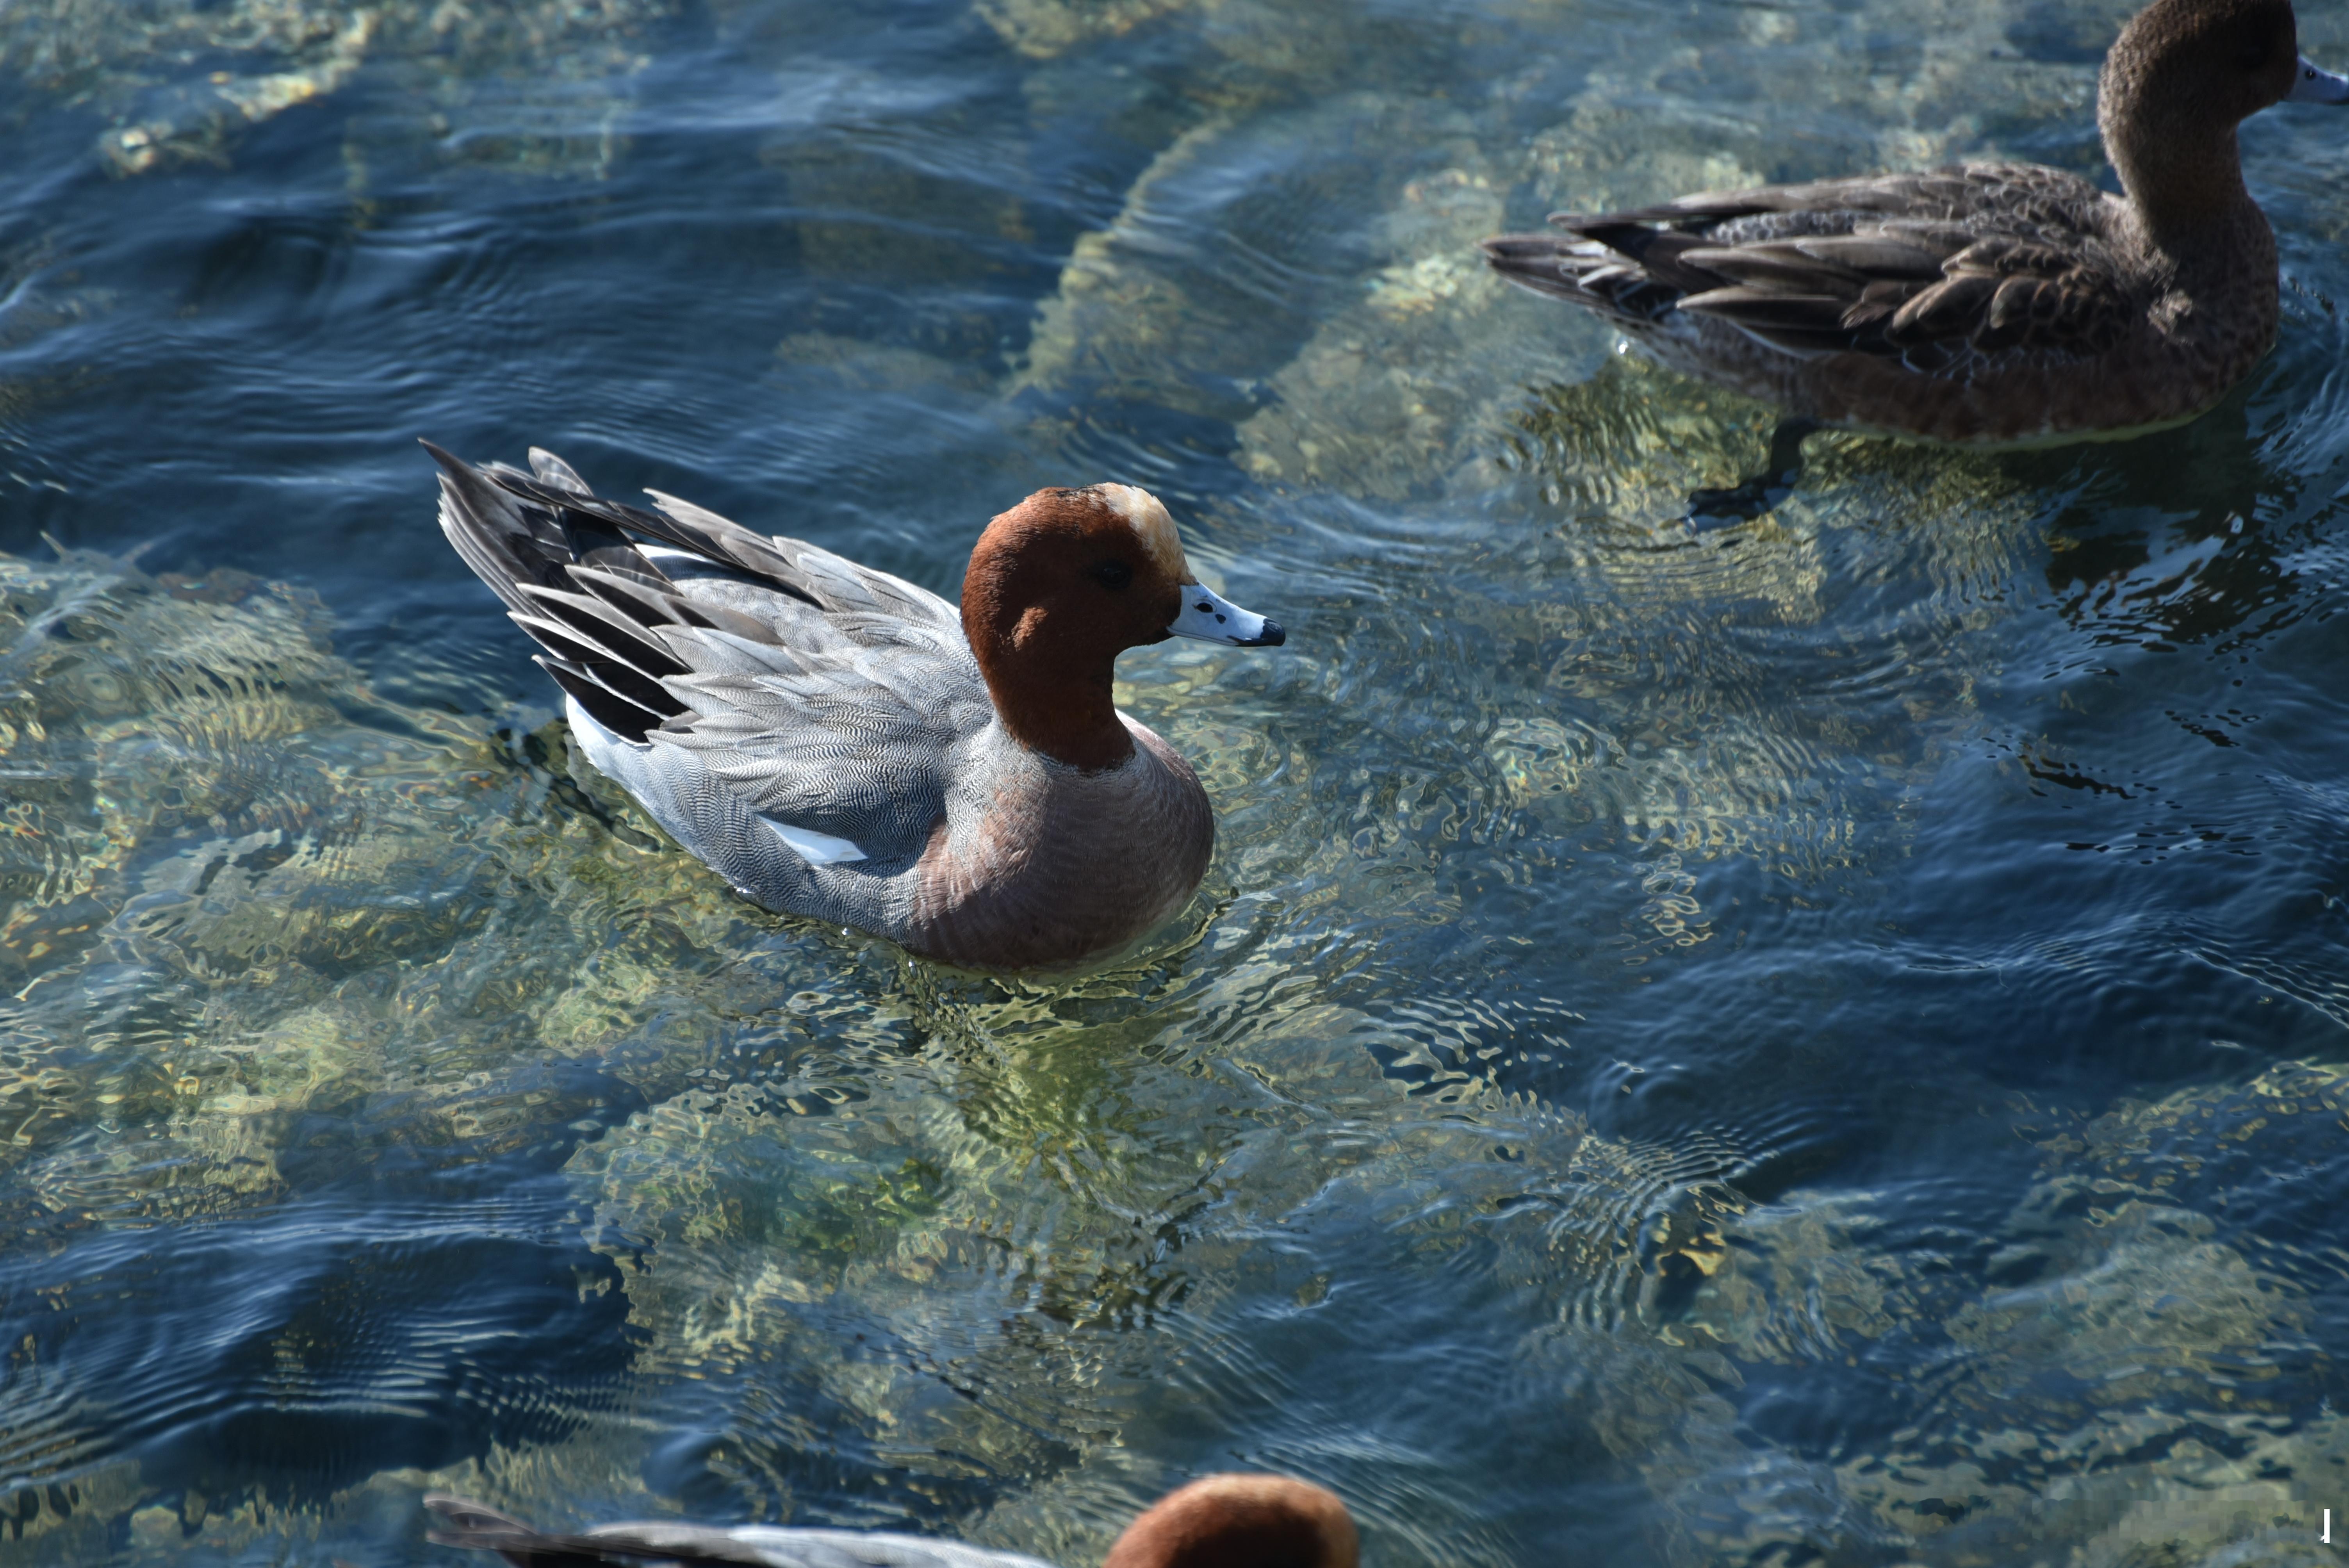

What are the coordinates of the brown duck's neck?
(2106, 118, 2261, 257)
(975, 645, 1136, 772)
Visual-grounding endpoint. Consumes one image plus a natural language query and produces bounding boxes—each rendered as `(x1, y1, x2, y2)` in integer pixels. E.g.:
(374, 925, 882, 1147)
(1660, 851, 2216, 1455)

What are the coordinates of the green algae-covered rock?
(0, 0, 666, 175)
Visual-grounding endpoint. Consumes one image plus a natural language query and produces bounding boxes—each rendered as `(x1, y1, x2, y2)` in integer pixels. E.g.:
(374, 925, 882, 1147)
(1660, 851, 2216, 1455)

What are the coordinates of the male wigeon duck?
(427, 444, 1284, 971)
(1481, 0, 2349, 445)
(423, 1473, 1360, 1568)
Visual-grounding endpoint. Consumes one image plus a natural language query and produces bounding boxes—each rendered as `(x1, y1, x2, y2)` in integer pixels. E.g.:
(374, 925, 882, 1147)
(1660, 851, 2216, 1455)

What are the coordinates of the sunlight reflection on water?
(0, 0, 2347, 1563)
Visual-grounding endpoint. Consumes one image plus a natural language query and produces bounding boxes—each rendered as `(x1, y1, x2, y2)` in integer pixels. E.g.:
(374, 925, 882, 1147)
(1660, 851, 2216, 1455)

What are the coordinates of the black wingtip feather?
(422, 1495, 567, 1568)
(428, 442, 704, 741)
(536, 656, 671, 737)
(1569, 221, 1676, 265)
(1478, 234, 1600, 302)
(422, 1495, 642, 1568)
(422, 1496, 802, 1568)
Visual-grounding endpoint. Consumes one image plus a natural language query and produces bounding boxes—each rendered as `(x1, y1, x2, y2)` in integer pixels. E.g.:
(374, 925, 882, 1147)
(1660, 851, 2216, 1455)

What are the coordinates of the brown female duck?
(1481, 0, 2349, 445)
(424, 1473, 1360, 1568)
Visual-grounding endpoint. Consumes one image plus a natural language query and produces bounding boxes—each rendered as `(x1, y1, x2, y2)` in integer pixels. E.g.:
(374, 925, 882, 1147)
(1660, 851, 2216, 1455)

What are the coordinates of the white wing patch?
(760, 814, 868, 865)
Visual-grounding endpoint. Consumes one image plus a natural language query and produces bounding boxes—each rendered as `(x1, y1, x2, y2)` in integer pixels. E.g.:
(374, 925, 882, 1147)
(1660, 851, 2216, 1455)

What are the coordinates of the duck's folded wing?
(646, 640, 988, 868)
(467, 456, 966, 647)
(1485, 164, 2133, 369)
(424, 1495, 1058, 1568)
(431, 445, 988, 866)
(640, 487, 967, 648)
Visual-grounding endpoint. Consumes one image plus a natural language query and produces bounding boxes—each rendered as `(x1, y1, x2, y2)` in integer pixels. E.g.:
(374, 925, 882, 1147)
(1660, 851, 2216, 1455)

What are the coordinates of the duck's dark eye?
(1090, 559, 1133, 591)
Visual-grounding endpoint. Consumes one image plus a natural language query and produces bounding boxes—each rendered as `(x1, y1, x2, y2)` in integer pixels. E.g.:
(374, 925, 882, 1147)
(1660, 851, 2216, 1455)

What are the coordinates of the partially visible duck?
(1481, 0, 2349, 445)
(427, 445, 1284, 971)
(424, 1473, 1360, 1568)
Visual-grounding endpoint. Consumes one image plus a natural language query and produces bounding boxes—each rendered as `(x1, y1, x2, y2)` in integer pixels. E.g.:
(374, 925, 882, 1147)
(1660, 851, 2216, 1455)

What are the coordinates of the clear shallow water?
(2, 0, 2349, 1561)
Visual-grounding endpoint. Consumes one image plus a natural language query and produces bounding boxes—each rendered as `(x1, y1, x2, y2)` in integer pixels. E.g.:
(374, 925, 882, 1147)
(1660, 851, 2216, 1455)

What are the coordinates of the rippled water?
(2, 0, 2349, 1562)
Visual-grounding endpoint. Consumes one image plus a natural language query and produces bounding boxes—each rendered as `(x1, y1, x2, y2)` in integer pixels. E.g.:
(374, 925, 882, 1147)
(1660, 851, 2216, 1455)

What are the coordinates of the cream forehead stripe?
(1094, 483, 1191, 582)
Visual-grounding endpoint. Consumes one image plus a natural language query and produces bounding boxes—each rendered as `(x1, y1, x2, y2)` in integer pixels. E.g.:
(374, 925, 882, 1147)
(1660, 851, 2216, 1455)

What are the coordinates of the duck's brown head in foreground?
(961, 484, 1284, 772)
(2101, 0, 2349, 238)
(1103, 1474, 1359, 1568)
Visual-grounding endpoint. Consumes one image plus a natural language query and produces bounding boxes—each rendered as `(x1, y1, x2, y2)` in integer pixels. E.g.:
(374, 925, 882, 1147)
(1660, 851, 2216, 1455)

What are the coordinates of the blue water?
(3, 0, 2349, 1562)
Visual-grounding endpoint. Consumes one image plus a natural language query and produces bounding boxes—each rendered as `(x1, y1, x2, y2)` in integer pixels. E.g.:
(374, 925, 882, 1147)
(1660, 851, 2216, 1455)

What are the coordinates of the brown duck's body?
(1482, 0, 2342, 445)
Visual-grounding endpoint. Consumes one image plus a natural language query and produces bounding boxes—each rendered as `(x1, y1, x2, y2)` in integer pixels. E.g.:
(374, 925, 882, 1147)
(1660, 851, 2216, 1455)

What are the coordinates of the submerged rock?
(0, 546, 770, 1219)
(1526, 1061, 2349, 1566)
(0, 0, 665, 175)
(977, 0, 1199, 60)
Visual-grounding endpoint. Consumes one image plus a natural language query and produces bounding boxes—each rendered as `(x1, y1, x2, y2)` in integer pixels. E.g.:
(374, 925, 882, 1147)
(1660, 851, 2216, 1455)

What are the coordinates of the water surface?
(2, 0, 2349, 1562)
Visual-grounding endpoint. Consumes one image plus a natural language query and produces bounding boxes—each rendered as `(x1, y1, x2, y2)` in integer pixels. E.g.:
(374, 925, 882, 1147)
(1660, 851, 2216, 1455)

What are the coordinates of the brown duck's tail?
(1478, 225, 1690, 323)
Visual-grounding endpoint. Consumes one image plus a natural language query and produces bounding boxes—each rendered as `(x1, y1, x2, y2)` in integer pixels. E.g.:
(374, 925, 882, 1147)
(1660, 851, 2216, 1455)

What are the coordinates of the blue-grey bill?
(2288, 56, 2349, 103)
(1168, 582, 1285, 647)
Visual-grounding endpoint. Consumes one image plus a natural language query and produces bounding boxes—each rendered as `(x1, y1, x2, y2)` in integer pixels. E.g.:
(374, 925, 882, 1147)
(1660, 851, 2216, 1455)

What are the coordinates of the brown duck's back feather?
(1481, 160, 2278, 443)
(1568, 164, 2141, 358)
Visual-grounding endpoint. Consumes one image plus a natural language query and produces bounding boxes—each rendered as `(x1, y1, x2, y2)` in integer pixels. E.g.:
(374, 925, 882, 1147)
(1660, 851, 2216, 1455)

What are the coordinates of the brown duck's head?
(2101, 0, 2349, 233)
(1101, 1474, 1360, 1568)
(961, 485, 1283, 771)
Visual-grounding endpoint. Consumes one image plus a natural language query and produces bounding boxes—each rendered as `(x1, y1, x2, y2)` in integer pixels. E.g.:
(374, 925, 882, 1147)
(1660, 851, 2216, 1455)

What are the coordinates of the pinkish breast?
(904, 718, 1215, 970)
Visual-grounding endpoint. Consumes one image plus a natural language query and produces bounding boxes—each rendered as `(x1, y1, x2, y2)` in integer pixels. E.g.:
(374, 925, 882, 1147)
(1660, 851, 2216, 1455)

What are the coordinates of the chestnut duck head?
(961, 483, 1283, 772)
(1102, 1473, 1358, 1568)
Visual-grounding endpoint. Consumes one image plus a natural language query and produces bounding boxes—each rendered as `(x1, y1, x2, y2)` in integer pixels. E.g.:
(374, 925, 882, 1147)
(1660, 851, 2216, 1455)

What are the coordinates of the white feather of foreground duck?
(424, 1473, 1360, 1568)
